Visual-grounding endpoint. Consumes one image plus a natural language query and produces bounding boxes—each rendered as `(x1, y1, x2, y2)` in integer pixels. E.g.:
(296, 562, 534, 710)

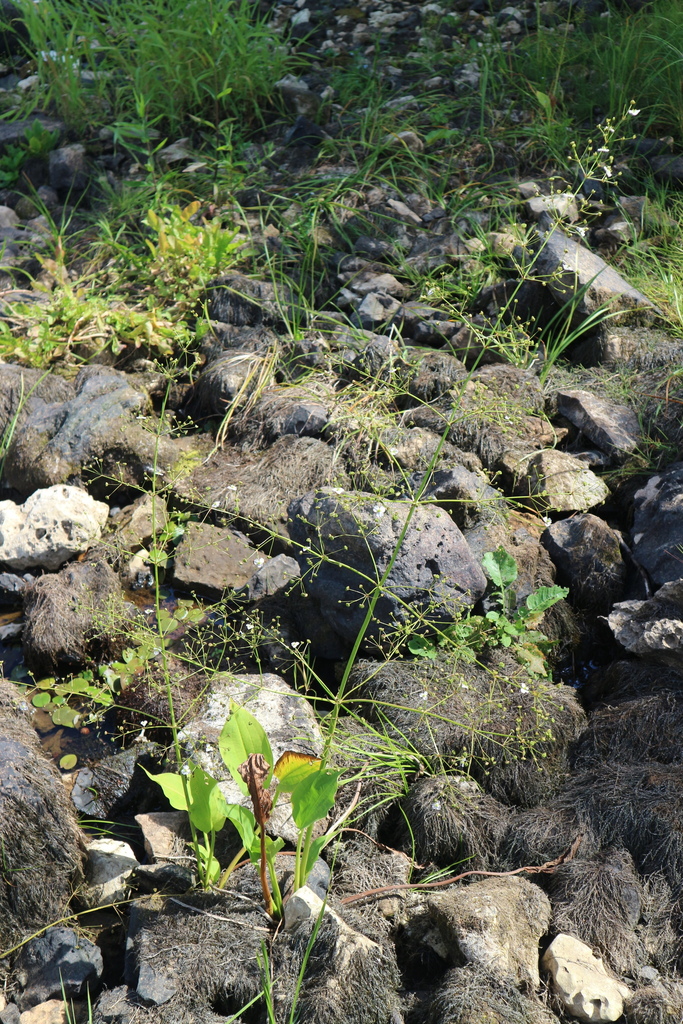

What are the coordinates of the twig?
(339, 834, 583, 906)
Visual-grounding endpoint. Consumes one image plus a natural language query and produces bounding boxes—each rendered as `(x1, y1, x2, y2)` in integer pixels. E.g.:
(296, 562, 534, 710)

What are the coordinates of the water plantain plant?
(145, 702, 340, 918)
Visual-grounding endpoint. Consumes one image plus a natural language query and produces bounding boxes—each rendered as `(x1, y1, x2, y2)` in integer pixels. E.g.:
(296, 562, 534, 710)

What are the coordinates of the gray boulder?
(287, 488, 487, 647)
(631, 463, 683, 587)
(542, 514, 626, 612)
(2, 366, 195, 495)
(15, 927, 103, 1011)
(606, 580, 683, 672)
(556, 388, 641, 461)
(0, 485, 109, 571)
(428, 876, 551, 989)
(530, 225, 655, 327)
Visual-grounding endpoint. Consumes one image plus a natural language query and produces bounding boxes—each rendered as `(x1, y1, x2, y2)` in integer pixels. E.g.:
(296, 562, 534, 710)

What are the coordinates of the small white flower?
(597, 146, 609, 153)
(372, 503, 387, 518)
(420, 691, 428, 700)
(253, 557, 265, 568)
(519, 683, 529, 694)
(431, 800, 442, 811)
(332, 487, 344, 494)
(226, 485, 237, 492)
(180, 764, 192, 777)
(575, 226, 587, 238)
(291, 641, 300, 649)
(601, 165, 613, 178)
(627, 107, 640, 116)
(460, 682, 469, 690)
(245, 621, 253, 631)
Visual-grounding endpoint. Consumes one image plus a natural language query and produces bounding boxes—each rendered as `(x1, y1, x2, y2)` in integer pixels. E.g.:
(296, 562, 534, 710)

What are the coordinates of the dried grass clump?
(175, 434, 348, 537)
(572, 691, 683, 769)
(22, 557, 130, 673)
(624, 984, 683, 1024)
(350, 650, 586, 807)
(556, 763, 683, 888)
(0, 683, 83, 952)
(546, 848, 645, 975)
(500, 804, 597, 871)
(392, 774, 510, 869)
(582, 660, 683, 707)
(426, 966, 558, 1024)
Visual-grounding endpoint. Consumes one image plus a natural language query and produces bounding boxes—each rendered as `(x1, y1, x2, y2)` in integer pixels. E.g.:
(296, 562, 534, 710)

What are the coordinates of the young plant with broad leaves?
(145, 702, 340, 918)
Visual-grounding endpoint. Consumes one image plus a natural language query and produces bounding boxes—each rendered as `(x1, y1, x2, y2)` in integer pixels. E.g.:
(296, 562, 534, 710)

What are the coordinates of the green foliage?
(409, 548, 568, 677)
(16, 0, 290, 135)
(0, 143, 27, 188)
(146, 703, 340, 914)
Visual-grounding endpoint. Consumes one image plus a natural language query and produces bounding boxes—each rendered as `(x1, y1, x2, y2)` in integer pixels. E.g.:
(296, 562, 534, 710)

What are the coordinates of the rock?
(542, 514, 626, 612)
(204, 272, 298, 329)
(171, 521, 266, 600)
(15, 927, 103, 1011)
(287, 488, 487, 648)
(555, 389, 641, 460)
(2, 366, 192, 496)
(0, 1005, 19, 1024)
(428, 876, 551, 988)
(649, 154, 683, 184)
(276, 74, 321, 119)
(0, 485, 109, 571)
(516, 449, 610, 512)
(134, 811, 190, 863)
(0, 205, 19, 227)
(17, 1000, 74, 1024)
(182, 349, 274, 422)
(530, 225, 655, 327)
(526, 193, 579, 223)
(606, 580, 683, 672)
(542, 933, 630, 1022)
(109, 494, 168, 554)
(22, 557, 129, 673)
(630, 464, 683, 587)
(70, 745, 162, 820)
(178, 672, 323, 844)
(48, 144, 89, 193)
(381, 129, 424, 152)
(0, 682, 83, 952)
(81, 838, 138, 908)
(241, 553, 300, 601)
(407, 464, 507, 533)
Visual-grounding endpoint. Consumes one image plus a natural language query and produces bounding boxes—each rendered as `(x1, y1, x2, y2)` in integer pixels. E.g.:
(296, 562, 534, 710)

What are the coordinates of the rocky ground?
(2, 0, 683, 1021)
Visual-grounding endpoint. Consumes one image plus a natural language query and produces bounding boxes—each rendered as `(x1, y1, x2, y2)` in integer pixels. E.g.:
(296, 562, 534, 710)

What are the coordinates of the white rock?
(0, 485, 109, 571)
(285, 886, 380, 968)
(0, 205, 19, 227)
(82, 837, 138, 907)
(542, 933, 631, 1022)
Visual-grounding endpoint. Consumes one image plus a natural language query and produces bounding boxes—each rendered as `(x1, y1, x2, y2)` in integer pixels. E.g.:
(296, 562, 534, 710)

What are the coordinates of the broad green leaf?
(143, 767, 190, 812)
(188, 764, 228, 833)
(291, 770, 340, 831)
(196, 843, 221, 884)
(218, 703, 272, 794)
(482, 548, 517, 588)
(523, 585, 569, 616)
(302, 834, 329, 882)
(224, 803, 256, 849)
(32, 692, 51, 708)
(59, 754, 78, 770)
(407, 635, 438, 660)
(273, 751, 321, 793)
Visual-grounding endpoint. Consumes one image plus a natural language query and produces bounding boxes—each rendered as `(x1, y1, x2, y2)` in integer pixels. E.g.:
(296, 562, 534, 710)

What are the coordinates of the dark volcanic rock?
(287, 488, 487, 648)
(542, 513, 626, 612)
(631, 464, 683, 587)
(15, 926, 103, 1011)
